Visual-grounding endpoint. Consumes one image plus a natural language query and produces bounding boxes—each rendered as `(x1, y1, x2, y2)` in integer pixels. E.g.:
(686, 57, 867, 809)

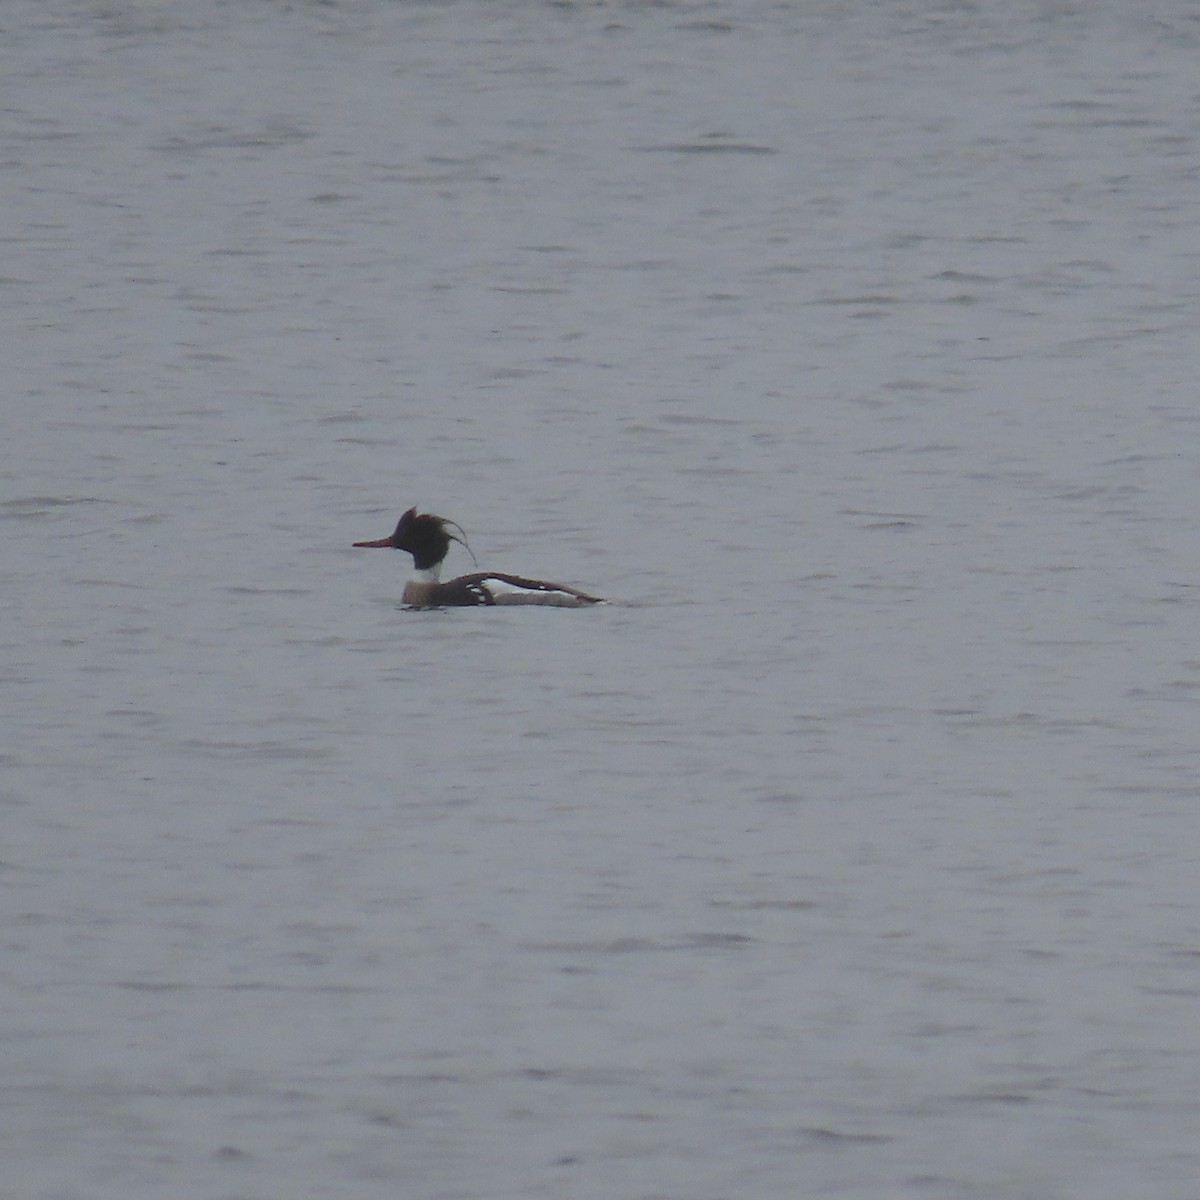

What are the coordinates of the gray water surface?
(4, 2, 1200, 1197)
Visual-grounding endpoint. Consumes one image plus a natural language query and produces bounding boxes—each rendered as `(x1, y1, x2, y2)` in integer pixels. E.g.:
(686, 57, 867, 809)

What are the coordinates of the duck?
(353, 507, 603, 608)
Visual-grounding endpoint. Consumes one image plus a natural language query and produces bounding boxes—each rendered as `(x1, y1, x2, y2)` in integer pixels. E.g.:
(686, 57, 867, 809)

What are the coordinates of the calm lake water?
(4, 2, 1200, 1197)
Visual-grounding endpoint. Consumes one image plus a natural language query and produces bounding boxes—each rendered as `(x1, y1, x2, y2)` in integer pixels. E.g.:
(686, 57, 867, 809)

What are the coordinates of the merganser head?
(353, 506, 475, 571)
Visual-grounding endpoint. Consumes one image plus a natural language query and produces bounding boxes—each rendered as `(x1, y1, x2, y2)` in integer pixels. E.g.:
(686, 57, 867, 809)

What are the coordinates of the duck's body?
(399, 567, 601, 609)
(354, 507, 602, 609)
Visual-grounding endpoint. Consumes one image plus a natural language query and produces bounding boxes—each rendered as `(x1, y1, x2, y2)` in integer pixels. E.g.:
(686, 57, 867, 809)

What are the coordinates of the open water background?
(4, 2, 1200, 1197)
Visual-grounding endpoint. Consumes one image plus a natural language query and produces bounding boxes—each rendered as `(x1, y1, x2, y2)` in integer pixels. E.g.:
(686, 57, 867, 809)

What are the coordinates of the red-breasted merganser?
(353, 507, 603, 608)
